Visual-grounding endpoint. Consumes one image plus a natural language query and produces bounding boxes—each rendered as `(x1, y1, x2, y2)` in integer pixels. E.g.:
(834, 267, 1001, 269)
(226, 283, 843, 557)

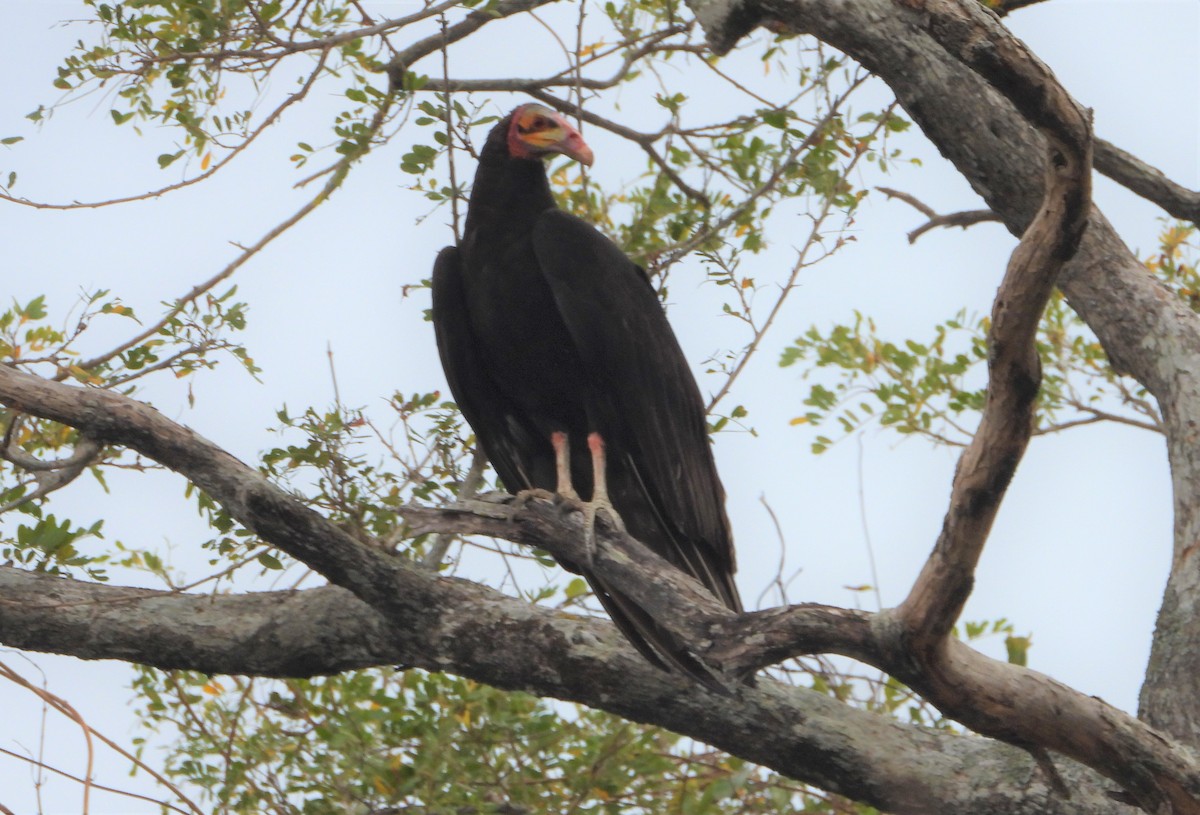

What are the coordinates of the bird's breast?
(461, 239, 591, 433)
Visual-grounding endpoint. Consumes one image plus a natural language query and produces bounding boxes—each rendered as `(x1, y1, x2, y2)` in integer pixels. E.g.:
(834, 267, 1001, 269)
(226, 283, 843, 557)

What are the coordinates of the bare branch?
(385, 0, 565, 90)
(0, 659, 203, 814)
(876, 187, 1000, 242)
(0, 417, 102, 514)
(1095, 138, 1200, 226)
(990, 0, 1054, 16)
(881, 133, 1200, 241)
(889, 0, 1092, 643)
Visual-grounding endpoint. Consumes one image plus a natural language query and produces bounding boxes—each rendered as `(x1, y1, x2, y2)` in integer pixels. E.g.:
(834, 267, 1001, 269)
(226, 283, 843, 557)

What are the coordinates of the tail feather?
(587, 573, 733, 696)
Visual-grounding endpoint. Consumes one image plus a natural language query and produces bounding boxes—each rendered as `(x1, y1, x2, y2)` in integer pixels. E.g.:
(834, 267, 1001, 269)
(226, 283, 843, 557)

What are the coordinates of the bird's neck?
(463, 146, 557, 240)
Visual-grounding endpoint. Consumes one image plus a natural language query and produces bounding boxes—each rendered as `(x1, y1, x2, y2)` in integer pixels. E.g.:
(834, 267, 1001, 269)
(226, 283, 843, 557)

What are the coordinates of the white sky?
(1, 1, 1198, 811)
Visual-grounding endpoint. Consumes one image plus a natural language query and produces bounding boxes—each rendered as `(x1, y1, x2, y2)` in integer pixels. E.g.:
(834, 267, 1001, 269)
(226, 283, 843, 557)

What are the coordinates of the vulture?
(431, 103, 741, 681)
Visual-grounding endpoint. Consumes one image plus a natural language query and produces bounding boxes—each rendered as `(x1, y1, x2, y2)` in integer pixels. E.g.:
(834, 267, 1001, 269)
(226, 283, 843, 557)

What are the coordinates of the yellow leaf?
(455, 708, 471, 727)
(201, 152, 212, 171)
(202, 680, 224, 695)
(789, 416, 808, 426)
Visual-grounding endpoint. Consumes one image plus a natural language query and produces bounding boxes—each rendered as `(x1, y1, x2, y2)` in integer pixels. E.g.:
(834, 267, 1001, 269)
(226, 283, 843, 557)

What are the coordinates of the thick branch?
(0, 568, 1129, 814)
(691, 0, 1200, 765)
(0, 570, 398, 676)
(684, 1, 1200, 811)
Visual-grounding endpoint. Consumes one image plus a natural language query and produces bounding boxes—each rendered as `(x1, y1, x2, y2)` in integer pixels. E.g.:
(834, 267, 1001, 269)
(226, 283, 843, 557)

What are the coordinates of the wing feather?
(431, 246, 543, 494)
(531, 211, 740, 610)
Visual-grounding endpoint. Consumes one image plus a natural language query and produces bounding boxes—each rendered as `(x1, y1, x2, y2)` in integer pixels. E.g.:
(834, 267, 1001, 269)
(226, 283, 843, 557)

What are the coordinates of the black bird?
(431, 103, 741, 679)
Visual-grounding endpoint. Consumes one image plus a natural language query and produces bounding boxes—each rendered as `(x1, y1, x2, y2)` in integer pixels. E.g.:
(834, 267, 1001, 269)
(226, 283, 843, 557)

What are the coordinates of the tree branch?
(0, 567, 1145, 815)
(385, 0, 565, 90)
(876, 186, 1000, 242)
(2, 360, 1197, 811)
(890, 0, 1093, 645)
(1096, 138, 1200, 226)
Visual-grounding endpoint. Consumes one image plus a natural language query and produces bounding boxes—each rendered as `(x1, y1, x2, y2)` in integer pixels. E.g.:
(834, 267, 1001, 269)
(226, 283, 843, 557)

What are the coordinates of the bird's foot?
(581, 496, 625, 567)
(511, 488, 558, 509)
(511, 487, 590, 523)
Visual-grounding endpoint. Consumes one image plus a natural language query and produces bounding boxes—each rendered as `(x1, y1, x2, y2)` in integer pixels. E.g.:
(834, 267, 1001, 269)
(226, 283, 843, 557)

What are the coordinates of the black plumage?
(431, 103, 741, 678)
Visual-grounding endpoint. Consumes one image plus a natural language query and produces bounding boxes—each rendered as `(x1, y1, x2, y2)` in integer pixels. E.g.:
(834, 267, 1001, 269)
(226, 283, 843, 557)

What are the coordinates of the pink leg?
(586, 432, 624, 533)
(551, 431, 580, 500)
(587, 433, 610, 505)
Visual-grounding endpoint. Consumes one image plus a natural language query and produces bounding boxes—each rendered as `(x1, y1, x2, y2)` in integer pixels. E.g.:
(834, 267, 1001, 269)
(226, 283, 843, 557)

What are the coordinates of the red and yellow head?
(506, 103, 594, 167)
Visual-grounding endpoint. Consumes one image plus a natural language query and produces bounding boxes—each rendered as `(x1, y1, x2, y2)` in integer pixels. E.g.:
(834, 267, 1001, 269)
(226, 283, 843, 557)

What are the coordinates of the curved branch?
(892, 0, 1093, 645)
(385, 0, 565, 90)
(687, 0, 1200, 753)
(0, 417, 102, 513)
(876, 187, 1000, 242)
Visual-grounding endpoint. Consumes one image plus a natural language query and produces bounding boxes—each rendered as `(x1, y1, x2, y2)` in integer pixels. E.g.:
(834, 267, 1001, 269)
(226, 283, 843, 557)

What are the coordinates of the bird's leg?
(552, 431, 581, 501)
(582, 433, 625, 559)
(512, 432, 579, 514)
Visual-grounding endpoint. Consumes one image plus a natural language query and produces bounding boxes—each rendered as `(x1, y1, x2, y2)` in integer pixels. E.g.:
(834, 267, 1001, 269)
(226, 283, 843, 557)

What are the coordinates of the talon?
(581, 433, 625, 564)
(581, 503, 598, 567)
(513, 487, 557, 507)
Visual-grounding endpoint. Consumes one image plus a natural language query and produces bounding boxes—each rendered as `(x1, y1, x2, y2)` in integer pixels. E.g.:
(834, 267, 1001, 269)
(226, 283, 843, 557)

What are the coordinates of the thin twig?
(69, 91, 397, 378)
(1, 50, 330, 211)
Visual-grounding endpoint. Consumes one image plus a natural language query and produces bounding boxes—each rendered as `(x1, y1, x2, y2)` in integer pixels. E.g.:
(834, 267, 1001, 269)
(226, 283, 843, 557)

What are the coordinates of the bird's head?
(506, 104, 594, 167)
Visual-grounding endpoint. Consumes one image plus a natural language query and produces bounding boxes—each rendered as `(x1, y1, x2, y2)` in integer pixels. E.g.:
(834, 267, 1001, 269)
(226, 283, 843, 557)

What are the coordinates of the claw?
(581, 494, 624, 567)
(512, 487, 558, 507)
(581, 432, 625, 564)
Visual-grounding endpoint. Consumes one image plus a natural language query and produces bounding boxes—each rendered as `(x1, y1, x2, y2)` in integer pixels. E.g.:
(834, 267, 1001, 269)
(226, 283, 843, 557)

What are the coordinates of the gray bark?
(0, 548, 1138, 815)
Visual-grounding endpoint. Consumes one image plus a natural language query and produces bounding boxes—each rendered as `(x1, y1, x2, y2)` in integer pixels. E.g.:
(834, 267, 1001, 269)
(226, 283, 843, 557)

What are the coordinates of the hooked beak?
(557, 128, 594, 167)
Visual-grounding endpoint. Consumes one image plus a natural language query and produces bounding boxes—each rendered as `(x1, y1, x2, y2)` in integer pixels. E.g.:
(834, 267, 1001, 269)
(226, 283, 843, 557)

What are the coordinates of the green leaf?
(1006, 635, 1031, 667)
(564, 577, 589, 600)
